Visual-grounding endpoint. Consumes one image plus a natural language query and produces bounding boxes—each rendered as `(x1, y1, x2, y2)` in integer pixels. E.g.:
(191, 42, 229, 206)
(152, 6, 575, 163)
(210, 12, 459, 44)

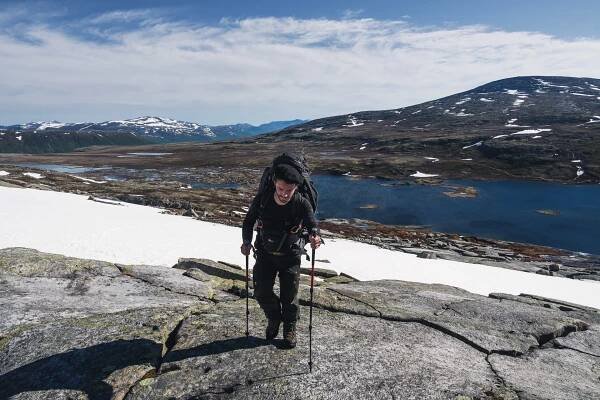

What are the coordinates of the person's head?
(273, 164, 302, 205)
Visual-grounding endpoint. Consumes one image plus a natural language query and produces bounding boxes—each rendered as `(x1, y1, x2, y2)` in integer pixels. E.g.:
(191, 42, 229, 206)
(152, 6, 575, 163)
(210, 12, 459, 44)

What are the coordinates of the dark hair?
(273, 164, 303, 185)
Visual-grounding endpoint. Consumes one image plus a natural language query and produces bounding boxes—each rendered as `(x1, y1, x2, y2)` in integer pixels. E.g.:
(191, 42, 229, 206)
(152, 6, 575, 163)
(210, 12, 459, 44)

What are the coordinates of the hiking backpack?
(257, 153, 318, 214)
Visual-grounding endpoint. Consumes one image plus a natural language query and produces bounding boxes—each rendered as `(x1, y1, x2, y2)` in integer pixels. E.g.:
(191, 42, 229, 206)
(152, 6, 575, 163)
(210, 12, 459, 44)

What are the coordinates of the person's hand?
(309, 235, 321, 249)
(241, 243, 252, 256)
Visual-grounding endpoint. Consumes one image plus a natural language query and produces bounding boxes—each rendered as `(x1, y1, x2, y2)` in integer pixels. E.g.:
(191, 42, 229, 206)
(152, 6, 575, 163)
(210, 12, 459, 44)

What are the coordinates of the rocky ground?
(1, 248, 599, 399)
(1, 162, 599, 281)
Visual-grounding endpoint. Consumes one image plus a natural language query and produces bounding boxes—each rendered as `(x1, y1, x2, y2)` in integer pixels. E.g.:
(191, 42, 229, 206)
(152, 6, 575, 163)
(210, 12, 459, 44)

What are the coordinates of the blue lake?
(6, 162, 599, 254)
(312, 175, 600, 255)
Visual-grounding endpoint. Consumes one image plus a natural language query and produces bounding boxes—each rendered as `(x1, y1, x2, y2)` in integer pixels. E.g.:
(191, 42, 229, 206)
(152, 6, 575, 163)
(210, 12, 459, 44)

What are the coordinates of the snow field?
(0, 186, 598, 309)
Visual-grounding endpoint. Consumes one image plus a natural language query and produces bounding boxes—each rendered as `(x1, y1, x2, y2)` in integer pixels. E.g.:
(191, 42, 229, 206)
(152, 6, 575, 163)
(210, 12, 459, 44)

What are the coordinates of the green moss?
(0, 323, 36, 351)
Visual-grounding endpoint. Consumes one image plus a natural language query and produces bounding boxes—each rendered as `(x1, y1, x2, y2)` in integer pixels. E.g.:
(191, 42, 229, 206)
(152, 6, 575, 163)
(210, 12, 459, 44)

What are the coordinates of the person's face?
(274, 179, 297, 205)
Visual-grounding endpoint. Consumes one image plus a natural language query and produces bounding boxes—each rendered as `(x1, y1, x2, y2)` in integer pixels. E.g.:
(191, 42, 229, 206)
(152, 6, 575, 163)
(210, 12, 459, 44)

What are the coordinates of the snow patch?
(312, 127, 323, 131)
(411, 171, 439, 178)
(344, 116, 364, 127)
(511, 128, 552, 136)
(571, 160, 581, 163)
(126, 152, 173, 156)
(455, 97, 471, 105)
(411, 110, 422, 115)
(446, 109, 473, 117)
(577, 166, 584, 177)
(23, 172, 44, 179)
(68, 175, 106, 184)
(493, 134, 508, 139)
(533, 78, 570, 89)
(16, 136, 22, 141)
(585, 116, 600, 124)
(424, 157, 439, 163)
(0, 171, 10, 176)
(479, 98, 495, 102)
(571, 93, 594, 97)
(462, 141, 483, 149)
(35, 121, 66, 131)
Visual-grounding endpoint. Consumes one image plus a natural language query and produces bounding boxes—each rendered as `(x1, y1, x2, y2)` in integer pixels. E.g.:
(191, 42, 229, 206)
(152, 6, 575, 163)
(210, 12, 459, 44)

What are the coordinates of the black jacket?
(242, 188, 318, 254)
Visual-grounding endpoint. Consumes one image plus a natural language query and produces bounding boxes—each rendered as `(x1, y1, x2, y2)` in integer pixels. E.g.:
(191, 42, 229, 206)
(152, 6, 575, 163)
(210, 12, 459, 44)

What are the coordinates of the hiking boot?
(266, 318, 281, 340)
(283, 322, 297, 349)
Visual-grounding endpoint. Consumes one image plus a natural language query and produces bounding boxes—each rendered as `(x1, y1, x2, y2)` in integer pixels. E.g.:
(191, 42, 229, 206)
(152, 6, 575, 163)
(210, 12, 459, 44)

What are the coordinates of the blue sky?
(1, 0, 599, 125)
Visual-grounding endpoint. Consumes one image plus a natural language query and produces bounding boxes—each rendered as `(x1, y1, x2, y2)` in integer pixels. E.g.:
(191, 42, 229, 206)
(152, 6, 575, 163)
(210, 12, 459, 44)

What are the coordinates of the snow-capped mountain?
(0, 117, 306, 152)
(88, 116, 216, 139)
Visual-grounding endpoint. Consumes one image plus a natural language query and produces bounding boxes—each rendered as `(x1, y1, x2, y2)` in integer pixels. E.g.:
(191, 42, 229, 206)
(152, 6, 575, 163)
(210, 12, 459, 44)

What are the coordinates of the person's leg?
(252, 253, 281, 321)
(277, 255, 301, 324)
(276, 255, 301, 348)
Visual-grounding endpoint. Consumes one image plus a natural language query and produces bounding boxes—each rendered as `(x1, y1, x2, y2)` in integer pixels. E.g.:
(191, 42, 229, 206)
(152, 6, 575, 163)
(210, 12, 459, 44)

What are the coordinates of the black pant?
(253, 251, 301, 324)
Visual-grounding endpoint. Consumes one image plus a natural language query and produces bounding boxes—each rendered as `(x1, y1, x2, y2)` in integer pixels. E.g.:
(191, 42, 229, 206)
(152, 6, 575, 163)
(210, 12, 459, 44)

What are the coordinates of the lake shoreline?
(2, 162, 600, 282)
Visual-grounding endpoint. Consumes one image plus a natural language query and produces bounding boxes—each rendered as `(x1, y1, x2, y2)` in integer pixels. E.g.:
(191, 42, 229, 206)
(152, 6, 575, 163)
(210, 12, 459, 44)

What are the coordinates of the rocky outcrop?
(1, 247, 599, 399)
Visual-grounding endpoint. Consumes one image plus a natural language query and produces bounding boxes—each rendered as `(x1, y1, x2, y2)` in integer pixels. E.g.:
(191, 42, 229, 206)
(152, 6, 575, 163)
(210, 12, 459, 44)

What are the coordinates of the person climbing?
(241, 153, 321, 349)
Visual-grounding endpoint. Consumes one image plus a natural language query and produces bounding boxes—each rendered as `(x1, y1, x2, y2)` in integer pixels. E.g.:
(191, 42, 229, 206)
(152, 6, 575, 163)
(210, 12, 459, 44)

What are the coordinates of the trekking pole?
(245, 253, 249, 337)
(308, 247, 316, 372)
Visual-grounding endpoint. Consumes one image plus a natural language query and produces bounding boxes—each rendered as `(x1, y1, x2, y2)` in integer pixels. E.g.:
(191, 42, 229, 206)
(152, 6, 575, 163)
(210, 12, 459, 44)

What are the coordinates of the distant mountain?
(0, 117, 307, 153)
(260, 76, 600, 182)
(0, 130, 150, 154)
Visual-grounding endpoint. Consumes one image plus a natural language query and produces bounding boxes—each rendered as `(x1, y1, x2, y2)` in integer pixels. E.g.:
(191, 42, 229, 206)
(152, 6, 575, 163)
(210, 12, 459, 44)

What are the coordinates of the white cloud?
(88, 9, 159, 25)
(1, 13, 600, 125)
(342, 9, 364, 20)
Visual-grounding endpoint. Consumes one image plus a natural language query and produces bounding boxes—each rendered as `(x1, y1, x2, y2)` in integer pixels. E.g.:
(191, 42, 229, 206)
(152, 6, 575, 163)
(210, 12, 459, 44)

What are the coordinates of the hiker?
(241, 156, 321, 349)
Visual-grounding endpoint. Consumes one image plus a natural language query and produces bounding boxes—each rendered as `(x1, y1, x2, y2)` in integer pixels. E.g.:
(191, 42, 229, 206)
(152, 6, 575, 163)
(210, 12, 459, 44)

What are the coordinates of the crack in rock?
(485, 355, 521, 400)
(325, 288, 383, 318)
(114, 264, 211, 302)
(536, 321, 588, 347)
(122, 313, 192, 399)
(316, 288, 490, 355)
(553, 344, 600, 359)
(433, 300, 472, 317)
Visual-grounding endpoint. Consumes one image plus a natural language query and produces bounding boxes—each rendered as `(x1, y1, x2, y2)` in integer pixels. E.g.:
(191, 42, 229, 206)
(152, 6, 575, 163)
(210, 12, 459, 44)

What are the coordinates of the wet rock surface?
(2, 248, 600, 399)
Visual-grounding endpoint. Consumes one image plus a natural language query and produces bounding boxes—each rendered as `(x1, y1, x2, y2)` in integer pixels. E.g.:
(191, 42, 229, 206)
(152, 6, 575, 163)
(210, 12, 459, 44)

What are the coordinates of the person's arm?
(300, 198, 321, 248)
(242, 193, 261, 245)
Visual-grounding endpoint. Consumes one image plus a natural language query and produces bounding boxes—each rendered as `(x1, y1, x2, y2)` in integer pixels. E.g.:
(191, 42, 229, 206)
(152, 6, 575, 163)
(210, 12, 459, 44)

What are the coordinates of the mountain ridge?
(254, 75, 600, 182)
(0, 117, 307, 153)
